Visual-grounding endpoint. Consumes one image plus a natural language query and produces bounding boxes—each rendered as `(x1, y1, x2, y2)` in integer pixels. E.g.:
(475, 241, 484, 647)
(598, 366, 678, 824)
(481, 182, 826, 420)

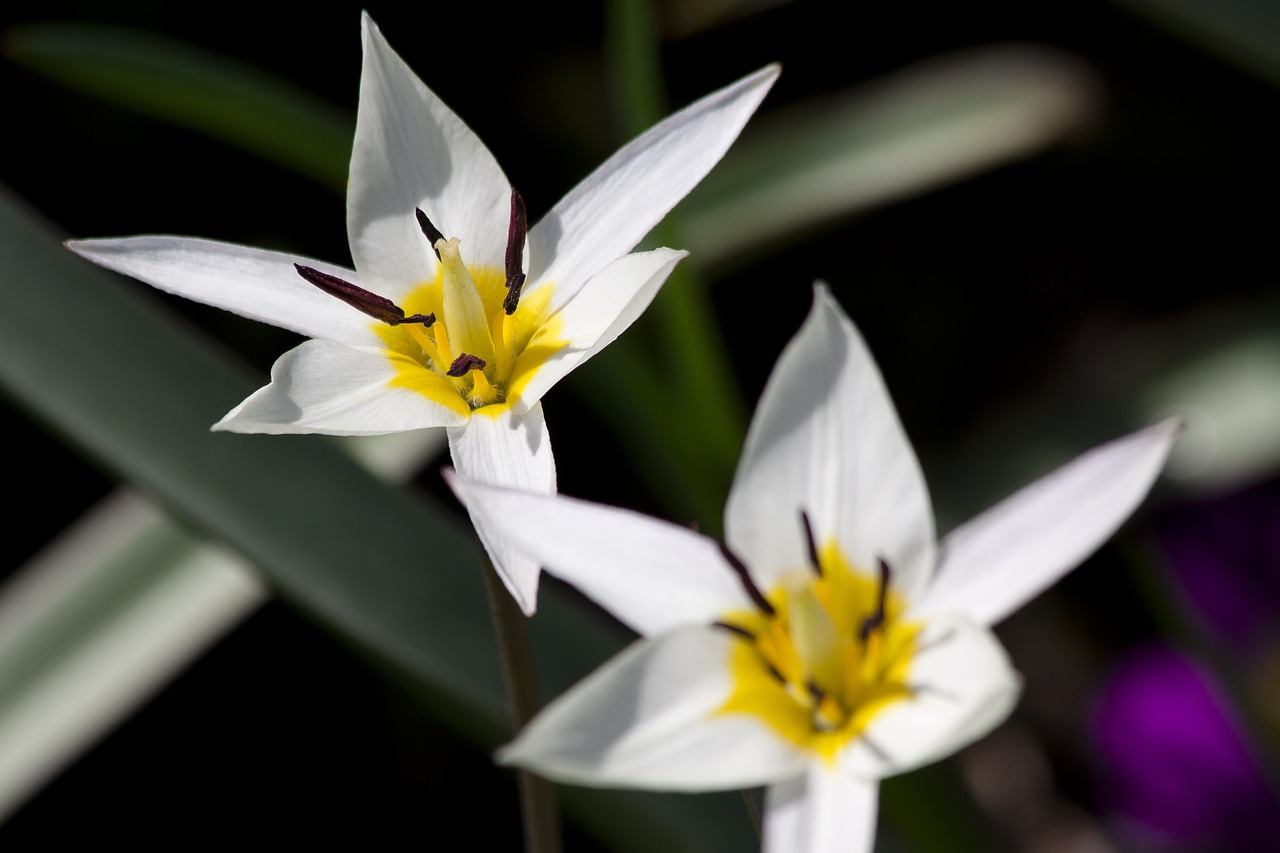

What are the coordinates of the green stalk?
(600, 0, 747, 523)
(482, 558, 563, 853)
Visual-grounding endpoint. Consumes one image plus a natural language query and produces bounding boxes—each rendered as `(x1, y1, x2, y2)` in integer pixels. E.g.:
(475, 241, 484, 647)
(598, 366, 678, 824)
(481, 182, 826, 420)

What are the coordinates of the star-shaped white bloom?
(67, 14, 778, 614)
(445, 285, 1180, 853)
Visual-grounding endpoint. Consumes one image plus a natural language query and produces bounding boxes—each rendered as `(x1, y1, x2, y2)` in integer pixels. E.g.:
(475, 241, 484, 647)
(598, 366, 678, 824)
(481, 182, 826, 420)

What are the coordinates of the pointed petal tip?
(637, 246, 691, 266)
(737, 62, 781, 91)
(440, 466, 544, 615)
(729, 62, 782, 107)
(1130, 415, 1185, 470)
(360, 11, 390, 59)
(1158, 414, 1188, 438)
(63, 237, 110, 261)
(209, 413, 251, 434)
(759, 62, 783, 83)
(441, 464, 479, 508)
(514, 590, 539, 617)
(493, 738, 526, 769)
(64, 238, 101, 264)
(810, 280, 837, 307)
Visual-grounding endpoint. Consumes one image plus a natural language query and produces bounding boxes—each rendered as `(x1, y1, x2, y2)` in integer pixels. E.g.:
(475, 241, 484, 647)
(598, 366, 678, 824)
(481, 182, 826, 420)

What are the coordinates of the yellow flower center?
(374, 237, 567, 418)
(717, 543, 921, 763)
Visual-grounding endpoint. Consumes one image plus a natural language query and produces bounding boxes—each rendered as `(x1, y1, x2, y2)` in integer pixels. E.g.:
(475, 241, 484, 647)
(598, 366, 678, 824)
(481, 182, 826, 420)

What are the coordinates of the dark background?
(2, 1, 1277, 848)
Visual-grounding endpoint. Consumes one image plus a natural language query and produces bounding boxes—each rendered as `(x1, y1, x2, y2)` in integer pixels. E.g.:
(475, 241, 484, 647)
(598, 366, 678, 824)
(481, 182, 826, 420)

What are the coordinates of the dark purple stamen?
(718, 542, 775, 616)
(858, 557, 893, 641)
(799, 510, 822, 577)
(446, 353, 487, 377)
(415, 208, 445, 260)
(503, 189, 528, 315)
(295, 264, 434, 326)
(712, 621, 755, 641)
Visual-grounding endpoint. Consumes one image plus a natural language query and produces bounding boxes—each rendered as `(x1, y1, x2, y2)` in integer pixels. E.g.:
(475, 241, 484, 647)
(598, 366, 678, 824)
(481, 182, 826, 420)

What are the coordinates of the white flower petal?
(443, 471, 753, 636)
(447, 404, 557, 615)
(527, 65, 779, 306)
(843, 615, 1020, 780)
(66, 236, 380, 349)
(498, 625, 807, 790)
(509, 248, 687, 413)
(763, 766, 878, 853)
(913, 418, 1182, 627)
(726, 284, 936, 600)
(214, 339, 467, 435)
(348, 14, 512, 296)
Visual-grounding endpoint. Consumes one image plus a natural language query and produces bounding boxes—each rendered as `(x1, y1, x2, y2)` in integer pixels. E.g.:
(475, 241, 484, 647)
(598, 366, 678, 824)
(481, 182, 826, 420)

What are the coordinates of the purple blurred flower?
(1157, 480, 1280, 655)
(1092, 643, 1280, 851)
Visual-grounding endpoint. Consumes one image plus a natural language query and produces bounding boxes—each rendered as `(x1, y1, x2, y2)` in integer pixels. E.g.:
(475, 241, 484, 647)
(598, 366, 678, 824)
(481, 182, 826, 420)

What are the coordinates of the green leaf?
(0, 492, 267, 821)
(0, 186, 757, 851)
(4, 24, 352, 193)
(1110, 0, 1280, 87)
(681, 44, 1101, 269)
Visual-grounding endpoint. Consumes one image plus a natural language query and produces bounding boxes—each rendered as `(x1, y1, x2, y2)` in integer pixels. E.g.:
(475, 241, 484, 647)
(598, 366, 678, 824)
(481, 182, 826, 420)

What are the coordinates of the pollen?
(716, 543, 920, 763)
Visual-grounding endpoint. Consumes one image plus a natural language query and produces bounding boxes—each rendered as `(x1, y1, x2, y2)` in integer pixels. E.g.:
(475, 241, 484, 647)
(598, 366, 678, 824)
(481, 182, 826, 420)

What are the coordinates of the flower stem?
(739, 789, 763, 837)
(599, 0, 747, 532)
(481, 557, 563, 853)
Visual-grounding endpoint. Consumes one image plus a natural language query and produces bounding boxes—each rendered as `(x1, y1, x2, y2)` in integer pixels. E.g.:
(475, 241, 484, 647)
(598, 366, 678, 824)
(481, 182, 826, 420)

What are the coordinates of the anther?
(858, 557, 893, 641)
(799, 510, 822, 577)
(415, 208, 445, 260)
(295, 264, 434, 326)
(503, 189, 527, 315)
(717, 542, 775, 616)
(446, 353, 487, 377)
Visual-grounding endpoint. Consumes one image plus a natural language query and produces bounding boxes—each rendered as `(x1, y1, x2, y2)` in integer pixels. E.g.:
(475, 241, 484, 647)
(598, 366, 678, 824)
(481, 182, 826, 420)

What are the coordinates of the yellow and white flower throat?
(717, 543, 921, 762)
(375, 237, 566, 418)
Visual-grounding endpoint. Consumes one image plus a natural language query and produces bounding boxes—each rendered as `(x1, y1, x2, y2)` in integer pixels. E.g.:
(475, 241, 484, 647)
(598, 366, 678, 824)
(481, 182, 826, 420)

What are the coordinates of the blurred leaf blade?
(4, 24, 352, 192)
(682, 44, 1102, 268)
(587, 0, 748, 533)
(1110, 0, 1280, 87)
(0, 491, 267, 822)
(0, 413, 447, 823)
(0, 182, 503, 737)
(0, 185, 756, 851)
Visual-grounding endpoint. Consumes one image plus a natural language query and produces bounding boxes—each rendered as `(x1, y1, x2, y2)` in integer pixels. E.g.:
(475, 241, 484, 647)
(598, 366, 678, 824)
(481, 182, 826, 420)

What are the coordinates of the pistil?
(323, 200, 565, 413)
(437, 237, 496, 366)
(715, 540, 919, 747)
(788, 584, 842, 697)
